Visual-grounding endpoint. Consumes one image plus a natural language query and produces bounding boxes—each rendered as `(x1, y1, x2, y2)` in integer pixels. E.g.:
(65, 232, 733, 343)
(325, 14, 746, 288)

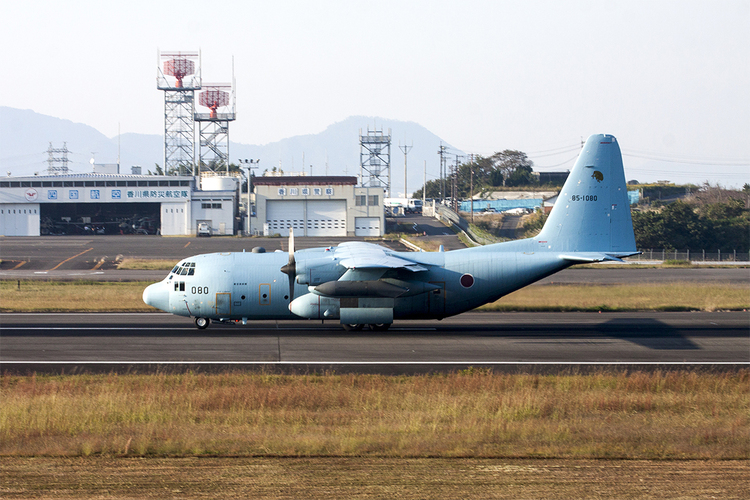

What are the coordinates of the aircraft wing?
(334, 242, 428, 272)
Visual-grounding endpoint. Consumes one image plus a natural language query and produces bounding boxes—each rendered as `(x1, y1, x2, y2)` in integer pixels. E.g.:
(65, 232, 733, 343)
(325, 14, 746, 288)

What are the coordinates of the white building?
(0, 173, 237, 236)
(251, 176, 384, 237)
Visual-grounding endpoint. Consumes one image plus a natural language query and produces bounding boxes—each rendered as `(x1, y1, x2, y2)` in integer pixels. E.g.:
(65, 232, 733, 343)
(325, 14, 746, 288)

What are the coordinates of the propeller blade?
(279, 228, 296, 302)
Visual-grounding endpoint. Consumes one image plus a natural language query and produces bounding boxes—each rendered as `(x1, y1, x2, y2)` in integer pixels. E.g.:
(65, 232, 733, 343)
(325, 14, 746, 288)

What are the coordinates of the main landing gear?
(341, 323, 391, 331)
(195, 317, 210, 329)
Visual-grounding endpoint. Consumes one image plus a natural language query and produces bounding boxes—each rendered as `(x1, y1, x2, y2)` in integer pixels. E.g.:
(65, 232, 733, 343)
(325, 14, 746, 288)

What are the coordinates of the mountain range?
(0, 107, 463, 197)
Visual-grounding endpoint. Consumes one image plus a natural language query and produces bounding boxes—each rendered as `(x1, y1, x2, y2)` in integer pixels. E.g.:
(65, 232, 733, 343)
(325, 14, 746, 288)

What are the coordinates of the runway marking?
(184, 242, 191, 248)
(11, 261, 26, 270)
(4, 326, 439, 332)
(48, 247, 94, 271)
(3, 361, 747, 366)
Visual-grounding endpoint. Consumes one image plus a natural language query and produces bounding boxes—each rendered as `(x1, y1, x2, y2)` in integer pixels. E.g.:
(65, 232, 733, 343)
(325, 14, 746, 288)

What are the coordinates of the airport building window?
(368, 195, 379, 206)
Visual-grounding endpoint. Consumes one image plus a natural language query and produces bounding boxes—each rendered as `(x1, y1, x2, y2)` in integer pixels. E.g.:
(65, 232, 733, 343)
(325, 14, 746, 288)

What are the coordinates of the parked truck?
(384, 198, 422, 215)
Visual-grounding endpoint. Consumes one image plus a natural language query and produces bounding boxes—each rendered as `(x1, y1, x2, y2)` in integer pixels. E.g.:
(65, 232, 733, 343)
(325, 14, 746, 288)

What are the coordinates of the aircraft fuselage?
(144, 238, 570, 323)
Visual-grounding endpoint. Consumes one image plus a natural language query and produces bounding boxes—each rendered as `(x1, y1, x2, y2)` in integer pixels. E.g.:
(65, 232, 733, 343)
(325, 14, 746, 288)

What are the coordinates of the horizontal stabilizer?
(559, 251, 640, 264)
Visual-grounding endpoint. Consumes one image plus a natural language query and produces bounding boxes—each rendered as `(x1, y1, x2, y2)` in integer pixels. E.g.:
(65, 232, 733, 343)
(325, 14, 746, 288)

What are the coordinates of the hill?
(0, 107, 461, 196)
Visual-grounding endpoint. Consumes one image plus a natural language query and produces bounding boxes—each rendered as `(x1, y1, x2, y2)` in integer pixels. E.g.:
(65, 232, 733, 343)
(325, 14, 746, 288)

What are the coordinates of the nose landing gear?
(194, 317, 210, 329)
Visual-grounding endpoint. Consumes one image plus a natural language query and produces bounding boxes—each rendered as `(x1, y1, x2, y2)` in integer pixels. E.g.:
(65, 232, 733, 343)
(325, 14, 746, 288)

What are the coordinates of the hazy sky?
(1, 0, 748, 186)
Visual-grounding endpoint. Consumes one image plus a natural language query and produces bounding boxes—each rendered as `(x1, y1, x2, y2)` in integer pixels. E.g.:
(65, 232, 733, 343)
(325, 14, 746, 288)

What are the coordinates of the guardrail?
(434, 205, 496, 246)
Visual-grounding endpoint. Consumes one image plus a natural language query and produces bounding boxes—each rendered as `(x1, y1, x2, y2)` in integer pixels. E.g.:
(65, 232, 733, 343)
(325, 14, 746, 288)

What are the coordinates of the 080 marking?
(191, 286, 209, 294)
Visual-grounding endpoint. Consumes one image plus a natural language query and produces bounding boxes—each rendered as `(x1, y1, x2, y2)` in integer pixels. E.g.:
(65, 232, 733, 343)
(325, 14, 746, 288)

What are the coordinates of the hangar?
(251, 176, 384, 237)
(0, 173, 238, 236)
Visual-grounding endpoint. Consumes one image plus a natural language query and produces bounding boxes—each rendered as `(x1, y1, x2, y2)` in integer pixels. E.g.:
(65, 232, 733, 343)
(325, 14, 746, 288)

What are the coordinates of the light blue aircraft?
(143, 134, 637, 330)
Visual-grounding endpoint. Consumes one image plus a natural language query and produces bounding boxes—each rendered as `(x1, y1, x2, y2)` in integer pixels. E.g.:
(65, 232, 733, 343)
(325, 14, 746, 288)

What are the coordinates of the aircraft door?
(428, 281, 445, 316)
(215, 292, 231, 316)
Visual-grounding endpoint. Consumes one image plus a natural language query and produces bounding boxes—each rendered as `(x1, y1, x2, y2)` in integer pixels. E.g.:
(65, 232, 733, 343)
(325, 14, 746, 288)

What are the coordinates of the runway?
(2, 311, 747, 374)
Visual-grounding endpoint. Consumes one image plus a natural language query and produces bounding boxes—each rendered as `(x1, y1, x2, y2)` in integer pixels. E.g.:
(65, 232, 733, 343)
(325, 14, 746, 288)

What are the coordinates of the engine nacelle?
(294, 257, 345, 286)
(289, 293, 340, 319)
(289, 293, 395, 325)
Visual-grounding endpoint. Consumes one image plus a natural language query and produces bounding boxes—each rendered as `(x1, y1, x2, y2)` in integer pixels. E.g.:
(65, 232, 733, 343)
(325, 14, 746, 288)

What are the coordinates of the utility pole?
(399, 141, 412, 198)
(437, 143, 448, 203)
(452, 154, 463, 213)
(469, 154, 474, 223)
(422, 159, 427, 210)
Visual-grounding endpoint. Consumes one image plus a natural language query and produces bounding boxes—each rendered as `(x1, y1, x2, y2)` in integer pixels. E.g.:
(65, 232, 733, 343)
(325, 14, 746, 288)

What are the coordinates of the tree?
(147, 163, 165, 176)
(413, 149, 540, 200)
(632, 199, 749, 252)
(488, 150, 535, 187)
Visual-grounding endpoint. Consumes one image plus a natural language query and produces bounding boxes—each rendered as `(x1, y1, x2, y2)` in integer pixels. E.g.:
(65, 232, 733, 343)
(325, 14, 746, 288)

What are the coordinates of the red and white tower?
(157, 51, 201, 175)
(195, 81, 235, 173)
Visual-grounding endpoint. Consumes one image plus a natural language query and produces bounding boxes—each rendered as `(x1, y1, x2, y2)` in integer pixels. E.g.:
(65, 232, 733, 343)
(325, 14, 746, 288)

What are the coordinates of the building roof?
(3, 173, 195, 181)
(253, 176, 358, 186)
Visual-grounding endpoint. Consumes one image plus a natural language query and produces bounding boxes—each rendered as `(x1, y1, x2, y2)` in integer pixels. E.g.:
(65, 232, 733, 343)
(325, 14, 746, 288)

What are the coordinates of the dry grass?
(1, 371, 748, 459)
(116, 258, 178, 270)
(0, 281, 151, 312)
(481, 282, 749, 312)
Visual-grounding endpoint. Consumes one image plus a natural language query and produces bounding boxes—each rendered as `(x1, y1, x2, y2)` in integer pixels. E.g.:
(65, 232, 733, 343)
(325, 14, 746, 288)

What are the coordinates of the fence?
(631, 249, 749, 262)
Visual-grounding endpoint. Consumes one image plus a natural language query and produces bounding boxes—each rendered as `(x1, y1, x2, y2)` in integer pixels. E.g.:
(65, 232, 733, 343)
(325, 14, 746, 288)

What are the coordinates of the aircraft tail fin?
(536, 134, 637, 256)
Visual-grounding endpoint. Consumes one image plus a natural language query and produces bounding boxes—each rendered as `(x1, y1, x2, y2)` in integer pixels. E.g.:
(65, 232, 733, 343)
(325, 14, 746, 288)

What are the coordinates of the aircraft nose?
(143, 282, 169, 311)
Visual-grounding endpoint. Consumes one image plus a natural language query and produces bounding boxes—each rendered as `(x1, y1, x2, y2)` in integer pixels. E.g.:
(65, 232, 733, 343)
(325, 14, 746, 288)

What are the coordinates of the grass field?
(2, 370, 747, 459)
(1, 279, 747, 312)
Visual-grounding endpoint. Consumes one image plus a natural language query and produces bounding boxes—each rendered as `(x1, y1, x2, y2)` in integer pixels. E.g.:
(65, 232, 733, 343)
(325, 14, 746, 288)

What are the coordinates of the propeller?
(279, 227, 296, 301)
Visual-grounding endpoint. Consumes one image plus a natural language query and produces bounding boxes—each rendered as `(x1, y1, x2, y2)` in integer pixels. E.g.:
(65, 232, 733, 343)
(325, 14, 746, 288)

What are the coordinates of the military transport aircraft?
(143, 134, 637, 330)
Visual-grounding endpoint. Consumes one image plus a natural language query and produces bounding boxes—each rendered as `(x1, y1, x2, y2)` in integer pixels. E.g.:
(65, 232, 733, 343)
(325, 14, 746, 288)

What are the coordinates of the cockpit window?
(171, 262, 196, 277)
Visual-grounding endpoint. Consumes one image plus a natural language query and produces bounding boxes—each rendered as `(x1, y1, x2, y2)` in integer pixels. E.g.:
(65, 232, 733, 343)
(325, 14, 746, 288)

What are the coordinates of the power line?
(622, 152, 749, 166)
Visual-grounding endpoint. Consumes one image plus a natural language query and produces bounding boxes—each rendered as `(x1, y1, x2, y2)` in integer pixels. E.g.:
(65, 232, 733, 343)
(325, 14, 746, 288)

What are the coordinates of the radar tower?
(195, 80, 236, 173)
(157, 50, 201, 175)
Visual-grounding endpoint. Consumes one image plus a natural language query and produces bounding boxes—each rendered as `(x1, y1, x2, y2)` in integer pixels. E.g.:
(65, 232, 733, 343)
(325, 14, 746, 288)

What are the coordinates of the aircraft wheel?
(342, 324, 364, 331)
(195, 317, 210, 329)
(369, 323, 391, 331)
